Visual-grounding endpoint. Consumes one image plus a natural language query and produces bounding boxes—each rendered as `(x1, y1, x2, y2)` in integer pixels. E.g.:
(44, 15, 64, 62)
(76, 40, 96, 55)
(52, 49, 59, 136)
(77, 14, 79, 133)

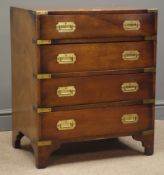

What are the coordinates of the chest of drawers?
(11, 7, 157, 168)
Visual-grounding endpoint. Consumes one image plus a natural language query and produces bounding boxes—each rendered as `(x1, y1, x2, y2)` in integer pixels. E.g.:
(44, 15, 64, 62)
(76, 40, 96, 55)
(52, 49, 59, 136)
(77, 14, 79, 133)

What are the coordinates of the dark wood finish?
(41, 105, 153, 140)
(32, 141, 61, 169)
(42, 100, 154, 112)
(11, 7, 157, 168)
(10, 7, 151, 15)
(133, 131, 154, 155)
(48, 68, 155, 78)
(10, 7, 45, 168)
(41, 41, 154, 73)
(10, 7, 40, 145)
(47, 9, 149, 15)
(41, 73, 154, 106)
(40, 13, 156, 39)
(38, 36, 155, 45)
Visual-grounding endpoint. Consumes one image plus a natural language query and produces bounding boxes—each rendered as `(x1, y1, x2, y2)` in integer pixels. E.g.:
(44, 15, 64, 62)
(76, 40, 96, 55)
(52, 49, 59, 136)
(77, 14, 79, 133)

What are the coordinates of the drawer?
(41, 105, 153, 140)
(41, 41, 154, 73)
(40, 73, 154, 106)
(40, 13, 156, 39)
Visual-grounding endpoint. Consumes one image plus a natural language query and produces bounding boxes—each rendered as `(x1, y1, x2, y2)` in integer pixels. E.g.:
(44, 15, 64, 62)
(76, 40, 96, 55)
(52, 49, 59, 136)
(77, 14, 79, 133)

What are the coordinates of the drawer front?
(40, 13, 156, 39)
(41, 105, 153, 140)
(41, 41, 154, 73)
(40, 73, 154, 106)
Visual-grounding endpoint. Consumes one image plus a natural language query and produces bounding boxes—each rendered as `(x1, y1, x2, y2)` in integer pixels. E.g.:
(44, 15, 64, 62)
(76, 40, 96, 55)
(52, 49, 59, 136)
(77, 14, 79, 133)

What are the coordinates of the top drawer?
(39, 13, 156, 39)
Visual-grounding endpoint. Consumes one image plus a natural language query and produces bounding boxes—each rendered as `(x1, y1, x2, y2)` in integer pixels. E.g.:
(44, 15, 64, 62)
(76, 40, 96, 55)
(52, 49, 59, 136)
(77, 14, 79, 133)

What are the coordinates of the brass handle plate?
(57, 53, 76, 64)
(57, 119, 76, 130)
(122, 50, 140, 61)
(123, 20, 141, 31)
(57, 86, 76, 97)
(121, 114, 139, 124)
(56, 22, 76, 32)
(121, 82, 139, 93)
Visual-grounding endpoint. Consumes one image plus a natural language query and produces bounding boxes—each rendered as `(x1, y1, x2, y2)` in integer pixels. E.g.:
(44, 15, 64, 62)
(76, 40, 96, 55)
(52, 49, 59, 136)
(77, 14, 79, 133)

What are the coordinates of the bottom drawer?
(41, 105, 153, 140)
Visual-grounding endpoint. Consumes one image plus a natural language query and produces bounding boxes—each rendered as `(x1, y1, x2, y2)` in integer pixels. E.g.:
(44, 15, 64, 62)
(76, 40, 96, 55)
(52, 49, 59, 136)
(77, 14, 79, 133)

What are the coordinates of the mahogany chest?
(11, 7, 157, 168)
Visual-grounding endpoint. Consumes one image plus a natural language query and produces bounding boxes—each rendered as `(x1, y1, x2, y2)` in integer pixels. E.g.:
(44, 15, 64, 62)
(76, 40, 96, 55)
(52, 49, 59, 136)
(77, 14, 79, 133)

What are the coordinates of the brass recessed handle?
(57, 86, 76, 97)
(122, 50, 140, 61)
(56, 22, 76, 32)
(121, 82, 139, 93)
(57, 119, 76, 130)
(121, 114, 139, 124)
(123, 20, 141, 31)
(57, 53, 76, 64)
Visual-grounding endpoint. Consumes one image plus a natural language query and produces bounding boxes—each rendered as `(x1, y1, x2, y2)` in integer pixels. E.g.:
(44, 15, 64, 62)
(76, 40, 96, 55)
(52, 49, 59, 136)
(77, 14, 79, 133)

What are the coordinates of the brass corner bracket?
(36, 74, 52, 80)
(36, 40, 52, 45)
(144, 67, 156, 73)
(143, 99, 155, 105)
(35, 10, 48, 15)
(142, 130, 154, 136)
(147, 8, 158, 13)
(144, 36, 157, 41)
(37, 140, 52, 147)
(37, 108, 52, 113)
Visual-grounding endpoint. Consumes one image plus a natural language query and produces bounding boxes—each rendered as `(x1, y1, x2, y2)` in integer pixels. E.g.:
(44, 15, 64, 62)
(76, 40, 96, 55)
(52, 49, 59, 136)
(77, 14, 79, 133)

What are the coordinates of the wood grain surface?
(41, 41, 154, 73)
(40, 73, 154, 106)
(41, 104, 153, 140)
(40, 13, 156, 39)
